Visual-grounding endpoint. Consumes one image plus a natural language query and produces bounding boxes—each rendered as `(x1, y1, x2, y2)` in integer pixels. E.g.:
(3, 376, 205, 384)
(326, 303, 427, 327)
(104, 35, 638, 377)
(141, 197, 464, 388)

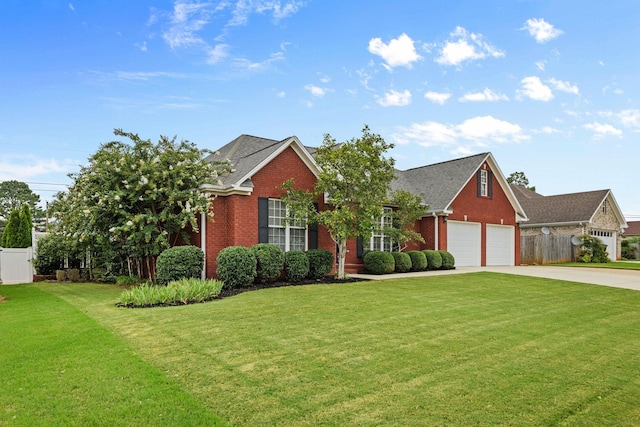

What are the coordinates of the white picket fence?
(0, 247, 34, 284)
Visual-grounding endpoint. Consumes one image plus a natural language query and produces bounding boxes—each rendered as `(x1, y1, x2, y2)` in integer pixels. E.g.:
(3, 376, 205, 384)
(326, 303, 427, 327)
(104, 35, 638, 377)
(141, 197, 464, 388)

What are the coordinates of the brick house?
(195, 134, 528, 277)
(512, 185, 627, 261)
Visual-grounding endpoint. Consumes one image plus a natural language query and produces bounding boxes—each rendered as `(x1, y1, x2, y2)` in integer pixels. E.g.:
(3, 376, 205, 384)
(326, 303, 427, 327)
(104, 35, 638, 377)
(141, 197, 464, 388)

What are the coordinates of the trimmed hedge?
(438, 250, 455, 269)
(216, 246, 257, 289)
(392, 252, 412, 273)
(306, 249, 334, 279)
(251, 244, 285, 283)
(284, 251, 310, 283)
(407, 250, 427, 271)
(423, 250, 443, 270)
(363, 251, 395, 275)
(157, 246, 204, 285)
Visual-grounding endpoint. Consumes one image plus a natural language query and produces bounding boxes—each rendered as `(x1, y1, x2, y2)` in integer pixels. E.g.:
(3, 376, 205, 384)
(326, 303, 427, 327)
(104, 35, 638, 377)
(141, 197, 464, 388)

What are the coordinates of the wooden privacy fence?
(520, 234, 577, 265)
(0, 247, 34, 284)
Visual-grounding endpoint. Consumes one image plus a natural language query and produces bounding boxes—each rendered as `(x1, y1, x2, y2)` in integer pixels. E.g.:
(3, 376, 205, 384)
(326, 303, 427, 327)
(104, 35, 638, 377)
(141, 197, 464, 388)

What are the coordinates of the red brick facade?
(198, 149, 523, 277)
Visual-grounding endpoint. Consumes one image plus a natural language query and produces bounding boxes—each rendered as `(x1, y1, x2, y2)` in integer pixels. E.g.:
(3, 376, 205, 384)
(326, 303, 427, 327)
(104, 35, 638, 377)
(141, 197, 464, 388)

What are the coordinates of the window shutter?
(356, 237, 364, 258)
(477, 170, 482, 197)
(308, 203, 319, 249)
(488, 171, 493, 199)
(258, 197, 269, 243)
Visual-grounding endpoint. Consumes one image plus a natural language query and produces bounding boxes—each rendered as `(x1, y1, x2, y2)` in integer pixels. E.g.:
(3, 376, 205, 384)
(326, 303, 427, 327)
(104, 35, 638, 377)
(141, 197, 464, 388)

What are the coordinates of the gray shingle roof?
(205, 134, 292, 188)
(511, 184, 609, 225)
(392, 153, 490, 212)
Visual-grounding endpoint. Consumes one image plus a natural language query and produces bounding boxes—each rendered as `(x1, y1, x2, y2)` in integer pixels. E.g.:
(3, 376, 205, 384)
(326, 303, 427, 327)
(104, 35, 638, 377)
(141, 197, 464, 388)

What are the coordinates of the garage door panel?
(486, 225, 514, 266)
(447, 221, 481, 267)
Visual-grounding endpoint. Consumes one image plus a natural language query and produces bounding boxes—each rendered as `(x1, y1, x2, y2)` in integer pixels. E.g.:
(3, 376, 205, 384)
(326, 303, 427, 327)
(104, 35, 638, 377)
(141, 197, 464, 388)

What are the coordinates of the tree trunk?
(337, 240, 347, 279)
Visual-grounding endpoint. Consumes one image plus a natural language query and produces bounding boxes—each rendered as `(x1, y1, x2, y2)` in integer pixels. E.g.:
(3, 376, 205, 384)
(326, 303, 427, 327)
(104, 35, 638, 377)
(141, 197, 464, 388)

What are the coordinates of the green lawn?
(4, 273, 640, 426)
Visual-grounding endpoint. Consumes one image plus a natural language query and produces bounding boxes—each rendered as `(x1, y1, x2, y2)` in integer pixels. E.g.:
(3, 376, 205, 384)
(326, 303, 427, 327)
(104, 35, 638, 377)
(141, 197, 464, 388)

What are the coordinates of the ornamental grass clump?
(117, 278, 223, 308)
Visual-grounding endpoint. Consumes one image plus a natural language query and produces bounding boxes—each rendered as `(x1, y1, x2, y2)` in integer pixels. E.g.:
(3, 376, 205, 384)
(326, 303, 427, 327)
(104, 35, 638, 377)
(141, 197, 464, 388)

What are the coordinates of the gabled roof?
(512, 185, 627, 229)
(202, 134, 319, 195)
(392, 152, 527, 220)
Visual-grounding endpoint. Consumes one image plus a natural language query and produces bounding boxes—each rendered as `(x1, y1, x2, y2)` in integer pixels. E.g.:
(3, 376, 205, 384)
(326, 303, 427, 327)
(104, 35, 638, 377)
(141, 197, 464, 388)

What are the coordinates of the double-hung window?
(479, 169, 488, 197)
(268, 198, 306, 251)
(363, 207, 394, 252)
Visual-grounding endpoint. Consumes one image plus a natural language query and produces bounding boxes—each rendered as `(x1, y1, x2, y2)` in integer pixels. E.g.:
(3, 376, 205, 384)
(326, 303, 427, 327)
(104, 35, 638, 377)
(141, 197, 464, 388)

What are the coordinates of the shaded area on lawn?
(0, 284, 227, 426)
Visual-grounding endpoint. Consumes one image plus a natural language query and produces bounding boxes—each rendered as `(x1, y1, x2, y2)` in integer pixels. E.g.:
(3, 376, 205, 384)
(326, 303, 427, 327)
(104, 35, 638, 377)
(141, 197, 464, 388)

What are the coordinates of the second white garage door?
(447, 221, 481, 267)
(486, 224, 515, 266)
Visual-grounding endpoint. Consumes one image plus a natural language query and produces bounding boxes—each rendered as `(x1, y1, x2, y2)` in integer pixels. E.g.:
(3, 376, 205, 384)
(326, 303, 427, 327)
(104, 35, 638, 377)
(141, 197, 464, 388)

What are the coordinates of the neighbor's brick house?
(192, 134, 529, 278)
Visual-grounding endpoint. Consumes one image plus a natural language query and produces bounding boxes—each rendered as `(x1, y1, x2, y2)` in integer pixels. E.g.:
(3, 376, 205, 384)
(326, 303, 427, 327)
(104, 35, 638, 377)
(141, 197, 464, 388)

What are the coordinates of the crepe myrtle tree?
(52, 129, 230, 279)
(281, 125, 421, 279)
(384, 190, 426, 251)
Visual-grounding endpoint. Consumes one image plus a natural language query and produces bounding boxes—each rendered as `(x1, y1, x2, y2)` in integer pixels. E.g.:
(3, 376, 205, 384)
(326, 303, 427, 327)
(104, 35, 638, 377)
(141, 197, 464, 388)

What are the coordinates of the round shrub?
(156, 245, 204, 285)
(363, 250, 395, 275)
(251, 243, 285, 283)
(392, 252, 412, 273)
(423, 250, 442, 270)
(306, 249, 334, 279)
(407, 250, 427, 271)
(284, 250, 310, 283)
(438, 250, 455, 269)
(216, 246, 257, 289)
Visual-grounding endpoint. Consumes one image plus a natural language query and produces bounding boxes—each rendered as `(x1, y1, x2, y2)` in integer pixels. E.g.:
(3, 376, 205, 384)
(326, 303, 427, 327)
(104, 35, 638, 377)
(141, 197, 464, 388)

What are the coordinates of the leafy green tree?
(507, 171, 536, 192)
(16, 204, 33, 247)
(51, 129, 230, 279)
(384, 190, 426, 251)
(282, 125, 413, 279)
(0, 180, 45, 234)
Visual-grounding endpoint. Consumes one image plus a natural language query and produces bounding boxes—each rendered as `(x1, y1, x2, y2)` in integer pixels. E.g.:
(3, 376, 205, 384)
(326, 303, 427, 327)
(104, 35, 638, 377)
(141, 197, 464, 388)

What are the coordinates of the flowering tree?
(52, 129, 229, 279)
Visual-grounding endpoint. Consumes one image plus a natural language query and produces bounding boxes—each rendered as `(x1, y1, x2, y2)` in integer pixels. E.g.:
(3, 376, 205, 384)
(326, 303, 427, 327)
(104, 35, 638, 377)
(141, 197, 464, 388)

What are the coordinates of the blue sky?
(1, 1, 639, 221)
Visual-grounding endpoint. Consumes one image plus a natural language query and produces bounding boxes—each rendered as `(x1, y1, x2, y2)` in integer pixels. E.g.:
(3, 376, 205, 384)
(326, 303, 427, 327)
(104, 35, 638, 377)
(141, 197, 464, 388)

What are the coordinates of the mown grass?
(0, 285, 226, 426)
(555, 261, 640, 270)
(37, 273, 640, 426)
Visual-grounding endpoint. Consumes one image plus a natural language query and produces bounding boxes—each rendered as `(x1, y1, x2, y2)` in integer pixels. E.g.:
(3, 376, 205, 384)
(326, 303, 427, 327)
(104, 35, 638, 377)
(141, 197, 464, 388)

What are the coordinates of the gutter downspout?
(433, 212, 439, 251)
(201, 211, 207, 279)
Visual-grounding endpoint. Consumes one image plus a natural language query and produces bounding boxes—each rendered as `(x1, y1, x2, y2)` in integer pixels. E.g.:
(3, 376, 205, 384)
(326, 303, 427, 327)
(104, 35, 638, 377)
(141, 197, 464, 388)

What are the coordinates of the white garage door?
(591, 230, 616, 260)
(447, 221, 481, 267)
(486, 224, 515, 266)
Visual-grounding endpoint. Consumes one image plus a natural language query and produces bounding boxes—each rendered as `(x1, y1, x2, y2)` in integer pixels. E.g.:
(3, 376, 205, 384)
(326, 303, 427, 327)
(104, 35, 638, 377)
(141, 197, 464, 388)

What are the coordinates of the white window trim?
(480, 169, 488, 197)
(364, 207, 394, 252)
(268, 198, 308, 252)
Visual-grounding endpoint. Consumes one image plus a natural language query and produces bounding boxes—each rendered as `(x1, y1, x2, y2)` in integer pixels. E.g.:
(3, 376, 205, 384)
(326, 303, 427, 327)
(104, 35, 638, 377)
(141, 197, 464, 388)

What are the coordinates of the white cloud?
(276, 91, 286, 98)
(232, 50, 285, 71)
(377, 89, 412, 107)
(518, 76, 554, 101)
(207, 44, 230, 64)
(535, 60, 546, 71)
(305, 84, 328, 98)
(68, 3, 75, 12)
(435, 26, 504, 67)
(522, 18, 563, 43)
(392, 115, 528, 149)
(459, 88, 508, 102)
(0, 156, 74, 182)
(368, 33, 421, 69)
(457, 116, 527, 142)
(534, 126, 561, 134)
(584, 122, 623, 138)
(618, 109, 640, 127)
(163, 1, 212, 49)
(230, 0, 304, 26)
(548, 78, 579, 95)
(424, 91, 452, 105)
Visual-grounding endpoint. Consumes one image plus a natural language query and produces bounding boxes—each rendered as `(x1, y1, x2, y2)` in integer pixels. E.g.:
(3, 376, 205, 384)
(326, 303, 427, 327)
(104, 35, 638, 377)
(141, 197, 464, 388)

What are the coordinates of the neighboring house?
(623, 221, 640, 238)
(194, 134, 528, 278)
(512, 185, 627, 262)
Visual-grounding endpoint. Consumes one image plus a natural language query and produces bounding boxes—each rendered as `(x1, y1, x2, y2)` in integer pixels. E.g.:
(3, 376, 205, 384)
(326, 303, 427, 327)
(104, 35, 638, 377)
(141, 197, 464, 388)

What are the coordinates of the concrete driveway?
(353, 265, 640, 291)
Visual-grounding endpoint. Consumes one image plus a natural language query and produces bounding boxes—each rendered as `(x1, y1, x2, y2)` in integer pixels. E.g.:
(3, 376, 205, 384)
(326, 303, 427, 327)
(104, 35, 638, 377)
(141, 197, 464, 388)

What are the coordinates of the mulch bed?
(215, 276, 367, 300)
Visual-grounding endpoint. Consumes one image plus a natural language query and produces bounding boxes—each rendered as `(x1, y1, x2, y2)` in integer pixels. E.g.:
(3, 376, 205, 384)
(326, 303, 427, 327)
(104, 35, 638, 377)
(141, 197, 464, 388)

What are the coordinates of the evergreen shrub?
(156, 245, 204, 285)
(306, 249, 334, 279)
(216, 246, 257, 289)
(363, 251, 395, 275)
